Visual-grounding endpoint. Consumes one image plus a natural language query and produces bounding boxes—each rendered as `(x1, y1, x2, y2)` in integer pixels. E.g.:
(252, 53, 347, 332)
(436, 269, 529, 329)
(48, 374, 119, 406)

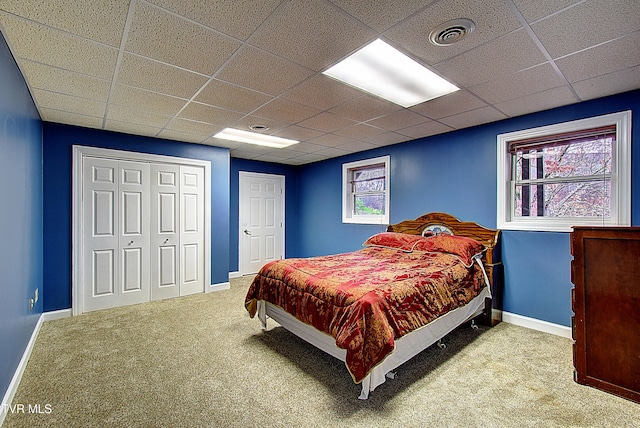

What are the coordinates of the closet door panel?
(84, 158, 150, 311)
(83, 157, 119, 312)
(118, 161, 150, 304)
(180, 165, 205, 296)
(151, 163, 180, 300)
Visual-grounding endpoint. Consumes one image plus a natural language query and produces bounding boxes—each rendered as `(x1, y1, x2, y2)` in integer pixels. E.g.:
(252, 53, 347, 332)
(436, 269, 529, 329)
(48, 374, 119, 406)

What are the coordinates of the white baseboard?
(42, 309, 72, 321)
(207, 282, 230, 293)
(502, 311, 572, 339)
(0, 314, 44, 426)
(228, 271, 241, 279)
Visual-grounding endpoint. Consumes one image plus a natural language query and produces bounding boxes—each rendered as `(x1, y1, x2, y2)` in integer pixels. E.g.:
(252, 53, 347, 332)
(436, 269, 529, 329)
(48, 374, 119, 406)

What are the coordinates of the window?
(497, 111, 631, 232)
(343, 156, 390, 224)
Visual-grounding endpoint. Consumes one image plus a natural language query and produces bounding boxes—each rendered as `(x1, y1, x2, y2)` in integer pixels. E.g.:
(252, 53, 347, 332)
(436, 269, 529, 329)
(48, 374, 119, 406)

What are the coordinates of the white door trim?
(72, 145, 211, 316)
(238, 172, 285, 276)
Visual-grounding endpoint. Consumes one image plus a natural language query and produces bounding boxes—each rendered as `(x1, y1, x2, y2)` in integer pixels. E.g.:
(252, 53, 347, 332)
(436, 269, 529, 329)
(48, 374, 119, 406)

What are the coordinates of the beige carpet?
(4, 276, 639, 427)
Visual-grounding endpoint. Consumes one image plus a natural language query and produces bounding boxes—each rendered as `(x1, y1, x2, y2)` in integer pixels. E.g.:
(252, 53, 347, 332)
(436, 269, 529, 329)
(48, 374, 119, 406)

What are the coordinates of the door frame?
(72, 145, 211, 316)
(238, 171, 285, 276)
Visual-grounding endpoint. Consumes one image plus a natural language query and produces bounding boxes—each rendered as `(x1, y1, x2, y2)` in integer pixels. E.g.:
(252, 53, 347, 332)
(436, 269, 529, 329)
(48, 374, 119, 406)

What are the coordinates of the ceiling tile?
(111, 85, 187, 116)
(125, 1, 241, 76)
(366, 109, 429, 131)
(366, 132, 409, 146)
(146, 0, 282, 41)
(194, 79, 271, 113)
(105, 119, 163, 137)
(555, 32, 640, 83)
(157, 129, 206, 144)
(34, 89, 106, 118)
(329, 95, 401, 122)
(261, 147, 307, 159)
(19, 60, 111, 102)
(495, 86, 578, 117)
(385, 0, 522, 65)
(334, 123, 387, 140)
(251, 98, 320, 124)
(116, 53, 208, 99)
(434, 29, 548, 87)
(164, 118, 220, 137)
(0, 0, 129, 47)
(511, 0, 581, 23)
(335, 140, 378, 153)
(438, 106, 507, 129)
(409, 90, 486, 119)
(107, 104, 172, 128)
(272, 125, 324, 142)
(216, 46, 314, 96)
(396, 120, 454, 139)
(40, 108, 103, 129)
(282, 74, 363, 110)
(178, 102, 244, 126)
(307, 133, 355, 148)
(249, 0, 377, 71)
(572, 65, 640, 101)
(288, 152, 332, 164)
(253, 153, 296, 163)
(312, 146, 351, 158)
(297, 112, 357, 133)
(0, 13, 118, 79)
(329, 0, 432, 32)
(532, 0, 640, 58)
(230, 146, 272, 159)
(469, 63, 567, 104)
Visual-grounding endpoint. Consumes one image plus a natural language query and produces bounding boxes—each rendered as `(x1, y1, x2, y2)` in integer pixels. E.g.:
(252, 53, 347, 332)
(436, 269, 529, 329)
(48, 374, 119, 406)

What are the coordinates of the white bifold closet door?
(83, 157, 150, 312)
(150, 164, 205, 300)
(83, 157, 204, 312)
(178, 165, 205, 296)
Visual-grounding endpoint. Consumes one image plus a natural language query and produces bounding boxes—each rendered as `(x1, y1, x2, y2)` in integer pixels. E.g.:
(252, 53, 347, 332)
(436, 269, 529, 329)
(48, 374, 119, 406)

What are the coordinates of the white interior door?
(150, 163, 180, 301)
(180, 165, 205, 296)
(83, 157, 150, 312)
(239, 172, 284, 275)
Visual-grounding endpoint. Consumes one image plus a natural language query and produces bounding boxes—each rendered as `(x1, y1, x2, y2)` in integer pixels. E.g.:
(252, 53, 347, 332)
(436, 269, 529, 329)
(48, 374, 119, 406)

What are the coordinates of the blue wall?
(0, 33, 43, 402)
(42, 123, 230, 311)
(229, 158, 300, 272)
(292, 90, 640, 326)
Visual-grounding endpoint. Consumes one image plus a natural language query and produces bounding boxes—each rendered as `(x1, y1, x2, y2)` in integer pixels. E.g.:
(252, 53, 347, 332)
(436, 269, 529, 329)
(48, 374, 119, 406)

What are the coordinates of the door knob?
(243, 229, 251, 235)
(164, 238, 169, 244)
(129, 240, 134, 245)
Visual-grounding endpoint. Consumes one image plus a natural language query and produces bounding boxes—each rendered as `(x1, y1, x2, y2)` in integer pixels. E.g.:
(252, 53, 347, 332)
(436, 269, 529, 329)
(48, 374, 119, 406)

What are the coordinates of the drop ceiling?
(1, 0, 638, 165)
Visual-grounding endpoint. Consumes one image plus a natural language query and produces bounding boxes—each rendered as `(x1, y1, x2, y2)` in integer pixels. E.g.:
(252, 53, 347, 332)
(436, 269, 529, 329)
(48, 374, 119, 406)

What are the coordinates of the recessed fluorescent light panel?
(213, 128, 299, 148)
(323, 39, 459, 108)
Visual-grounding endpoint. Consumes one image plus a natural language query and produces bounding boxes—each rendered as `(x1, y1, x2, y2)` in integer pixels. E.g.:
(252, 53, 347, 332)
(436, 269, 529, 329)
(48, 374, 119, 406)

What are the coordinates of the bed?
(245, 212, 503, 399)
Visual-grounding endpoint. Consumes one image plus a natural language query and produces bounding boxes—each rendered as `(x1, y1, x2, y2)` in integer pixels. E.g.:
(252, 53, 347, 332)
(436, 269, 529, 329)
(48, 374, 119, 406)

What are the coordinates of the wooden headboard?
(387, 212, 503, 325)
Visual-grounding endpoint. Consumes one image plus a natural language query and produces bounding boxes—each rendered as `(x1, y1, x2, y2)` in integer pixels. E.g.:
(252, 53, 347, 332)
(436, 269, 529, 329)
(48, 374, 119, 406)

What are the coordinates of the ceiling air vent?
(429, 18, 475, 46)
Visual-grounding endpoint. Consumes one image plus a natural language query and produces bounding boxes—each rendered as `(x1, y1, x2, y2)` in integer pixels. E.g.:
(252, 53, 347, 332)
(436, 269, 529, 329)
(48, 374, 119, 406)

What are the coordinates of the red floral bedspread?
(244, 246, 486, 383)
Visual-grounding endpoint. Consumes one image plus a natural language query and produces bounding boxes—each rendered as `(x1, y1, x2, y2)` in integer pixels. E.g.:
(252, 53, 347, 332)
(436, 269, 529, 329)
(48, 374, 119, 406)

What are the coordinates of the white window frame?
(497, 110, 631, 232)
(342, 155, 390, 225)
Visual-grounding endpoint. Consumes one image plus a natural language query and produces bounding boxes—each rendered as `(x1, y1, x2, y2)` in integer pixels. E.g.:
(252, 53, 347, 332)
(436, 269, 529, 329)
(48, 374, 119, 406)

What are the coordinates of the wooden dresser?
(570, 227, 640, 404)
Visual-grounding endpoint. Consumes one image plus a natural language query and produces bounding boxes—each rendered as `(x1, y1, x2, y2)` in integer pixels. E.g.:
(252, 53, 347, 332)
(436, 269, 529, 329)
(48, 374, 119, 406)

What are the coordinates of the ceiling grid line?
(101, 0, 139, 129)
(504, 0, 581, 102)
